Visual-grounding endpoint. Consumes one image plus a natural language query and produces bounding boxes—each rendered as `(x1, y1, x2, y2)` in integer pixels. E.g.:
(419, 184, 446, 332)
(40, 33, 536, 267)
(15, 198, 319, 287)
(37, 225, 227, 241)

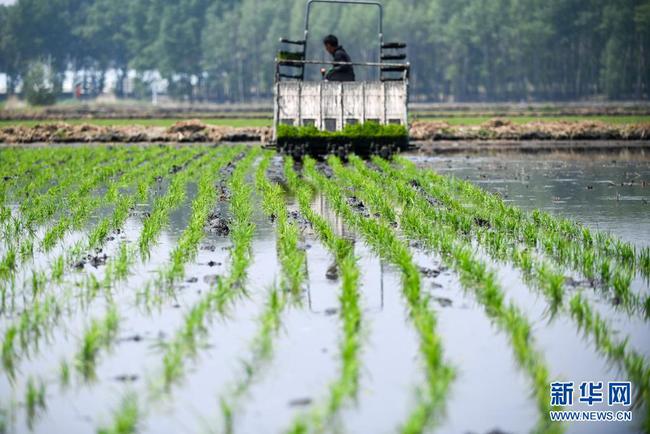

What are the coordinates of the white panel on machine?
(275, 81, 407, 134)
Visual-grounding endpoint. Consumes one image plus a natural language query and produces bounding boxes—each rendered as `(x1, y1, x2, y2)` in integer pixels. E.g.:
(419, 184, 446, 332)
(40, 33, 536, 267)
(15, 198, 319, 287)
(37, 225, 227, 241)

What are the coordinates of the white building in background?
(0, 74, 6, 94)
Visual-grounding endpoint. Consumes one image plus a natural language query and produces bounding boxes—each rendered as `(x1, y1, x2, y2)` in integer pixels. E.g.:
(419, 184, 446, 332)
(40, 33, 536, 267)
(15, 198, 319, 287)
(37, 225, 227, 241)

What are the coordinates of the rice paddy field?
(0, 144, 649, 434)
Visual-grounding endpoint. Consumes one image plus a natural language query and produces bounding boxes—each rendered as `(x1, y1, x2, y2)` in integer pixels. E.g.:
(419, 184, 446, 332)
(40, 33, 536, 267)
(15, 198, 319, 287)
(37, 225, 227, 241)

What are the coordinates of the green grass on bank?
(0, 118, 272, 128)
(413, 115, 650, 125)
(0, 115, 648, 129)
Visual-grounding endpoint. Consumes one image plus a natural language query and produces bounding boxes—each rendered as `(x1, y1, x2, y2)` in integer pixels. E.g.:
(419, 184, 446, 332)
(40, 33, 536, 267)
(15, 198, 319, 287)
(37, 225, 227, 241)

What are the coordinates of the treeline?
(0, 0, 649, 102)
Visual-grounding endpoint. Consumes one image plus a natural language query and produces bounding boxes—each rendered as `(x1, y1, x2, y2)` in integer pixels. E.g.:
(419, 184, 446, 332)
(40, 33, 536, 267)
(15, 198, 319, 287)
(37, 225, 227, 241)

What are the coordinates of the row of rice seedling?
(368, 156, 650, 430)
(75, 147, 200, 299)
(302, 156, 454, 434)
(137, 146, 242, 307)
(164, 146, 243, 284)
(283, 157, 363, 433)
(158, 148, 259, 390)
(79, 150, 217, 387)
(568, 292, 650, 432)
(333, 155, 561, 434)
(255, 153, 306, 294)
(219, 152, 308, 433)
(396, 157, 647, 304)
(102, 147, 211, 291)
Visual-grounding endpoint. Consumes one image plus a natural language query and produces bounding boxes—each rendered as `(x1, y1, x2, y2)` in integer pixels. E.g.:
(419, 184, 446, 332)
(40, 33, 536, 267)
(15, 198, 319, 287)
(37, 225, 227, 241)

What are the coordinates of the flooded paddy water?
(0, 143, 648, 434)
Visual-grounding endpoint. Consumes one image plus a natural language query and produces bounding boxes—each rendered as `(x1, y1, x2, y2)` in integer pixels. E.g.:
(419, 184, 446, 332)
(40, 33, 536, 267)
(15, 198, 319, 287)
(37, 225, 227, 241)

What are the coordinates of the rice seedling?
(24, 376, 46, 429)
(0, 248, 16, 281)
(283, 157, 363, 432)
(641, 247, 650, 281)
(1, 326, 17, 379)
(59, 359, 70, 388)
(98, 393, 139, 434)
(254, 152, 306, 294)
(30, 270, 46, 298)
(51, 255, 64, 283)
(75, 304, 120, 381)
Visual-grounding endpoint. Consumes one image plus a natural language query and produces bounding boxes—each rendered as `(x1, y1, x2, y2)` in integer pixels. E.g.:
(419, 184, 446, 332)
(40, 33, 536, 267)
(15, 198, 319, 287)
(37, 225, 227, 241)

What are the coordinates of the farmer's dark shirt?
(325, 46, 355, 82)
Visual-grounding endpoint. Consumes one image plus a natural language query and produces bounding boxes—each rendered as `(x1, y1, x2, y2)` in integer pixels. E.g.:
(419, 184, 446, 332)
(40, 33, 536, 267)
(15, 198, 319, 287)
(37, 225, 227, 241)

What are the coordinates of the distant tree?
(23, 60, 60, 105)
(1, 0, 649, 102)
(75, 0, 130, 96)
(0, 5, 20, 94)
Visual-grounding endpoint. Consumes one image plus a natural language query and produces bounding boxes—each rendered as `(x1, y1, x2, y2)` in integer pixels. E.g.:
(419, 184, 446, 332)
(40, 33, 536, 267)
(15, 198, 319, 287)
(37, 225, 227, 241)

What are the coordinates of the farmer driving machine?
(269, 0, 413, 159)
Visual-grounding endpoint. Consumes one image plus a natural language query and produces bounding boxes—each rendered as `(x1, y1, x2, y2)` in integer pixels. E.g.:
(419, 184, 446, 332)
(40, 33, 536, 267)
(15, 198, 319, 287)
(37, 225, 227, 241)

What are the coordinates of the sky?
(0, 0, 16, 5)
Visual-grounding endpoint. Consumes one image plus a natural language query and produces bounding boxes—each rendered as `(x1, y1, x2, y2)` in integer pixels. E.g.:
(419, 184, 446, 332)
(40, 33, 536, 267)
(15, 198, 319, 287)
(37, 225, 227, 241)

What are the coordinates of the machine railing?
(275, 59, 409, 81)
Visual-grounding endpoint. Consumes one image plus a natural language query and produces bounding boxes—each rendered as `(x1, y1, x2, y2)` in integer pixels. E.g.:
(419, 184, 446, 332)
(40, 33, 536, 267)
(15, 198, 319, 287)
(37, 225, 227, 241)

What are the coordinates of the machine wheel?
(369, 142, 379, 157)
(290, 143, 306, 159)
(379, 144, 394, 159)
(334, 144, 350, 160)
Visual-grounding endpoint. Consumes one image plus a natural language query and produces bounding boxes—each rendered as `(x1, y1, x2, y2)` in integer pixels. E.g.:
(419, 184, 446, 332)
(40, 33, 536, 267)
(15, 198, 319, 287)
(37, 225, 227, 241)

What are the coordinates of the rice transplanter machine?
(269, 0, 413, 158)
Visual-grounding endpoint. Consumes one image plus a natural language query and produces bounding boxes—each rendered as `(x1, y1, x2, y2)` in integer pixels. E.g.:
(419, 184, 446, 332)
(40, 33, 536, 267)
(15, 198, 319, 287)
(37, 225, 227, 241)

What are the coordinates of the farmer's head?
(323, 34, 339, 54)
